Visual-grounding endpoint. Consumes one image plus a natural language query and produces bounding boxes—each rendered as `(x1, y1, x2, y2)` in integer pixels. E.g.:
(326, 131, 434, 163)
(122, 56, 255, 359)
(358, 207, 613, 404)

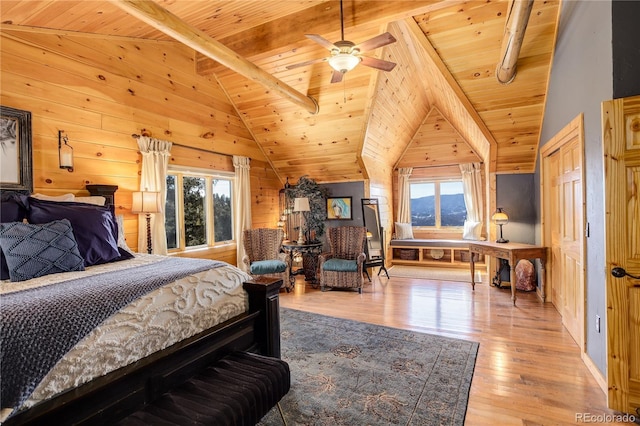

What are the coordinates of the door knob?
(611, 267, 640, 280)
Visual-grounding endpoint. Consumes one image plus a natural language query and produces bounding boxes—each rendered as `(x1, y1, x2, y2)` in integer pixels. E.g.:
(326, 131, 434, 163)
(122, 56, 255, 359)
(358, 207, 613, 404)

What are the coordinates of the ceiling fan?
(286, 0, 397, 83)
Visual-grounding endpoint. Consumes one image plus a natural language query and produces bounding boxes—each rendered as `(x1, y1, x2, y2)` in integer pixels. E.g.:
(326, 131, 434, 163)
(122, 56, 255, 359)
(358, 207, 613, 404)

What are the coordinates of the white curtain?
(396, 167, 413, 223)
(137, 136, 172, 255)
(460, 163, 483, 223)
(233, 155, 252, 270)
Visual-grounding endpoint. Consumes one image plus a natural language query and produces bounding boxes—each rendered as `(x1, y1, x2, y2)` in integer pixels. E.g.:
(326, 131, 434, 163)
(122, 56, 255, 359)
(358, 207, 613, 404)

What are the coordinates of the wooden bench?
(390, 239, 485, 268)
(117, 351, 290, 426)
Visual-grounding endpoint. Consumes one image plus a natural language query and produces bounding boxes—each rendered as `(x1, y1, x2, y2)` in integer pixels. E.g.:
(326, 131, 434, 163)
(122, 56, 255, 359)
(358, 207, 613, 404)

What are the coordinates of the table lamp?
(293, 197, 310, 244)
(132, 191, 161, 254)
(492, 207, 509, 243)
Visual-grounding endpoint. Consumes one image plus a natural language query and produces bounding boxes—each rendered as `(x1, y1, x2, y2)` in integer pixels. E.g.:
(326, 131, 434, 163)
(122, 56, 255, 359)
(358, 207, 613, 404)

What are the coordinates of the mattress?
(0, 254, 251, 419)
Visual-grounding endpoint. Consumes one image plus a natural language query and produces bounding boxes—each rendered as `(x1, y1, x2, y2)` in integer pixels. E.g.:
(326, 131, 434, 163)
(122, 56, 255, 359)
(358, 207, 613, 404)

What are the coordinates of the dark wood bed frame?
(4, 277, 282, 425)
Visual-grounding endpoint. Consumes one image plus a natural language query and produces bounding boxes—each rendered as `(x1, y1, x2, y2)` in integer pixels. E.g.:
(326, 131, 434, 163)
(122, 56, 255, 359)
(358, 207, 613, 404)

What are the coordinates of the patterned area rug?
(259, 308, 478, 426)
(388, 265, 487, 283)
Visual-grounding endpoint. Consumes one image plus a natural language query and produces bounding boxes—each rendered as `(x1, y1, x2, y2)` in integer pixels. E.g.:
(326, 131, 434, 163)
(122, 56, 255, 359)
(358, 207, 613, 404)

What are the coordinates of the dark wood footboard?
(4, 278, 283, 426)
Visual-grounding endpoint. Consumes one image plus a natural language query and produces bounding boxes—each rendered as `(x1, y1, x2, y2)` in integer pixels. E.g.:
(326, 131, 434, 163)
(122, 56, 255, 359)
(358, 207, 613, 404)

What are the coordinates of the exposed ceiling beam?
(495, 0, 534, 84)
(113, 0, 319, 115)
(196, 0, 467, 75)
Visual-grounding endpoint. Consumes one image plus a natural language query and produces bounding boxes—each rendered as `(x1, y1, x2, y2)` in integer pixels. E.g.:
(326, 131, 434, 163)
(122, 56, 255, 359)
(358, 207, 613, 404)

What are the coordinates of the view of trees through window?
(166, 175, 178, 249)
(410, 181, 466, 227)
(183, 176, 207, 247)
(165, 172, 233, 250)
(213, 179, 232, 242)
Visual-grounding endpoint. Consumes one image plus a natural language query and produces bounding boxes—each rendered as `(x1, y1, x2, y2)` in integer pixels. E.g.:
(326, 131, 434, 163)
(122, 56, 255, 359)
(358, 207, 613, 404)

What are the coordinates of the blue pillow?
(0, 192, 27, 280)
(0, 219, 85, 282)
(250, 259, 287, 275)
(26, 198, 121, 266)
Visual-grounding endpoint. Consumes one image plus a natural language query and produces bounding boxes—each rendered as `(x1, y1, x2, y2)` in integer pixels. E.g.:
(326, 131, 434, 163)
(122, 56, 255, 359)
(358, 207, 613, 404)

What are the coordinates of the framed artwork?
(327, 197, 352, 220)
(0, 106, 32, 193)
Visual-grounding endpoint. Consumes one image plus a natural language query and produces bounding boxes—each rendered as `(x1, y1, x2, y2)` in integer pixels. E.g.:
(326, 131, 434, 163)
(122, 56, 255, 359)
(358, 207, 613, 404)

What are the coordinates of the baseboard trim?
(582, 352, 608, 396)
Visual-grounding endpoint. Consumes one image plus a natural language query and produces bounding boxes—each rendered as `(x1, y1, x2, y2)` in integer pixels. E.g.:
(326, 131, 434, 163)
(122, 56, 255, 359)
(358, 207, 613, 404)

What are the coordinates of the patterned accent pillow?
(0, 219, 85, 282)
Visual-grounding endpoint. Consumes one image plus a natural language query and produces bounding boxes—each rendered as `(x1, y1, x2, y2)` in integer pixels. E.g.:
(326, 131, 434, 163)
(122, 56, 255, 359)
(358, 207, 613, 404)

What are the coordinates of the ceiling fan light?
(328, 53, 361, 73)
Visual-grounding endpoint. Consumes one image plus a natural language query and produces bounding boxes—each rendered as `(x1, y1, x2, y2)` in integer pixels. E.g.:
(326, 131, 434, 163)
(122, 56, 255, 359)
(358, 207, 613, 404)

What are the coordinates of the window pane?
(213, 179, 233, 242)
(165, 175, 178, 249)
(183, 176, 206, 247)
(410, 183, 435, 226)
(440, 181, 466, 226)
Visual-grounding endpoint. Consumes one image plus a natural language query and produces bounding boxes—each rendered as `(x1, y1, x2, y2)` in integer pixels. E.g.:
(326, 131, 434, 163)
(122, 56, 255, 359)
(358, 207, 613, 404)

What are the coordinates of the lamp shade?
(293, 197, 310, 212)
(328, 53, 361, 73)
(132, 191, 161, 214)
(491, 207, 509, 225)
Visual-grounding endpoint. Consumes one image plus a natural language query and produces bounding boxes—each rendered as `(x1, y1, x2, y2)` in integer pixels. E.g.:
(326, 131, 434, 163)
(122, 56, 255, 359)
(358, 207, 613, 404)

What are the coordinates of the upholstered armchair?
(242, 228, 293, 292)
(318, 226, 367, 293)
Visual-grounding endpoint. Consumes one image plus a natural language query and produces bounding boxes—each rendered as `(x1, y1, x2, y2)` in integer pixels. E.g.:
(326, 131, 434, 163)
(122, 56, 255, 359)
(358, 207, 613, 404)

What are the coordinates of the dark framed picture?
(0, 106, 33, 193)
(327, 197, 352, 220)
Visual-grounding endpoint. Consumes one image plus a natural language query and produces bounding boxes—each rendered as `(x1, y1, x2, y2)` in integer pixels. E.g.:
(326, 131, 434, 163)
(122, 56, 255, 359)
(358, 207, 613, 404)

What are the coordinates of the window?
(409, 180, 466, 228)
(165, 169, 234, 251)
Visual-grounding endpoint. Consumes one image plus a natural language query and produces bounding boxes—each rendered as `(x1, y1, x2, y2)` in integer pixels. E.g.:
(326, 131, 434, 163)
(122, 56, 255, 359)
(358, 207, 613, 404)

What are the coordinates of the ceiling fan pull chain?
(343, 77, 347, 103)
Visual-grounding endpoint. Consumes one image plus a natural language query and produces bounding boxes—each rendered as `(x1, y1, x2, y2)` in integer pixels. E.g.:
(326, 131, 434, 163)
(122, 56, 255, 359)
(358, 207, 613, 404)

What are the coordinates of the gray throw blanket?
(0, 257, 226, 413)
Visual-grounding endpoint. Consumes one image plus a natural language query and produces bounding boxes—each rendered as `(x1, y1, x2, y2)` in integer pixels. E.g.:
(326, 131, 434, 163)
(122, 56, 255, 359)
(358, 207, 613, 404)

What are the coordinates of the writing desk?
(468, 241, 548, 305)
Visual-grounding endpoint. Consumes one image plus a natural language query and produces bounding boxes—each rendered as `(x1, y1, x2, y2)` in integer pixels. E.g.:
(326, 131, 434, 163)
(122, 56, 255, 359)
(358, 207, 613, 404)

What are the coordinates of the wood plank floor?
(278, 273, 626, 425)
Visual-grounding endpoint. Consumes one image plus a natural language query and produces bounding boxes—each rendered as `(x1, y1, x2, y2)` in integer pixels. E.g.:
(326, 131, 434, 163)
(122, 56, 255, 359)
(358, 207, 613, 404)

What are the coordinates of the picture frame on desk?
(0, 106, 32, 193)
(327, 197, 352, 220)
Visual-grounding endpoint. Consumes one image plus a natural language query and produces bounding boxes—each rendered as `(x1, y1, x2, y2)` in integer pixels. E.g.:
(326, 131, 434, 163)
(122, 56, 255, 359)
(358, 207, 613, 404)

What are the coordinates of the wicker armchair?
(318, 226, 367, 293)
(242, 228, 293, 292)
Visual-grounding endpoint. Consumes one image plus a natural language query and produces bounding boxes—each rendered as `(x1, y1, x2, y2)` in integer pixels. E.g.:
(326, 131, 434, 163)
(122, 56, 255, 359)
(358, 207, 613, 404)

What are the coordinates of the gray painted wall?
(319, 181, 365, 250)
(536, 0, 612, 374)
(496, 174, 536, 245)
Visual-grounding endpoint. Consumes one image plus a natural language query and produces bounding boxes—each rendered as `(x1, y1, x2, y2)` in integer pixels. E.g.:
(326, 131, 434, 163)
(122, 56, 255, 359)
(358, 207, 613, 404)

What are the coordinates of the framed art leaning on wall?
(0, 105, 32, 193)
(327, 197, 352, 220)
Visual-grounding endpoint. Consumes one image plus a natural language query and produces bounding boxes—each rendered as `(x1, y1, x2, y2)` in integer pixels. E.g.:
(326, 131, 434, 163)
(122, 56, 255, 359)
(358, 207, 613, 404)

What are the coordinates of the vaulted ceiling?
(0, 0, 560, 183)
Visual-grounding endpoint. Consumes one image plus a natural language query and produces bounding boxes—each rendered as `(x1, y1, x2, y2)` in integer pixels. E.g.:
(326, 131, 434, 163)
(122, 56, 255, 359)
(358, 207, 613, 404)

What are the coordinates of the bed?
(0, 192, 282, 425)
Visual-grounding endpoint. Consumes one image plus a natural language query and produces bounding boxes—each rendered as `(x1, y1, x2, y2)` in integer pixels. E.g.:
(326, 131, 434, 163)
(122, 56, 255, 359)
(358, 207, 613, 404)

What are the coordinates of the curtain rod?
(131, 133, 233, 158)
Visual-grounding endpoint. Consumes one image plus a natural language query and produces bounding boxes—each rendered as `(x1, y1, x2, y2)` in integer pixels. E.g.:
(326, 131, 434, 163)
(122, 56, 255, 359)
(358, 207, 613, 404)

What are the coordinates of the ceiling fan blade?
(286, 57, 328, 70)
(360, 56, 397, 72)
(354, 32, 397, 53)
(305, 34, 338, 51)
(331, 70, 344, 84)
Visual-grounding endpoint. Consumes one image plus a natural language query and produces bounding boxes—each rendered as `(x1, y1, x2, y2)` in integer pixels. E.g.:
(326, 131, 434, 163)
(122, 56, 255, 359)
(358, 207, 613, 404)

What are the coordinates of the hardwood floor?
(278, 273, 625, 425)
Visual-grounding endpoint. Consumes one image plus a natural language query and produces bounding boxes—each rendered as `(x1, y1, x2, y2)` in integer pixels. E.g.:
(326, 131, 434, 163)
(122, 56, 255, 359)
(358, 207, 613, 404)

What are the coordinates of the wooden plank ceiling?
(0, 0, 560, 183)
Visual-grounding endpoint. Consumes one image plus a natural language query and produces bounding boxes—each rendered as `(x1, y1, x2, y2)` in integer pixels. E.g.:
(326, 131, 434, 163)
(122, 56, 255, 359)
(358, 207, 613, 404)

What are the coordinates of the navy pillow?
(0, 219, 85, 282)
(0, 192, 27, 280)
(26, 198, 121, 266)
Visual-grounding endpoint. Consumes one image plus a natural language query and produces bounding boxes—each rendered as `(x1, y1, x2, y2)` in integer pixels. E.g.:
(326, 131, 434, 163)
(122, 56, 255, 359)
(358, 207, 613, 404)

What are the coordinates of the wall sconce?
(58, 130, 74, 171)
(132, 191, 161, 254)
(491, 207, 510, 243)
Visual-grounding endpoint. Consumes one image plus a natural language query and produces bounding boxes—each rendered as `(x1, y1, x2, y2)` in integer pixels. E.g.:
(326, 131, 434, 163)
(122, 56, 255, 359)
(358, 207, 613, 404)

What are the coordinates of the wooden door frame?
(540, 113, 587, 350)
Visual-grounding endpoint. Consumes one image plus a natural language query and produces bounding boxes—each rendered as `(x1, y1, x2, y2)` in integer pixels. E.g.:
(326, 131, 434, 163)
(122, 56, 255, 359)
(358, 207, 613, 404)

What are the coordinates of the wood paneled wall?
(0, 29, 281, 264)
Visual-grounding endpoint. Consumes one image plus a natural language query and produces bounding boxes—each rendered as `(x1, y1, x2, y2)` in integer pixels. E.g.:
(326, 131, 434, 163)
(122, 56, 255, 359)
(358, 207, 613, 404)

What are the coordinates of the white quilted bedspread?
(2, 255, 251, 411)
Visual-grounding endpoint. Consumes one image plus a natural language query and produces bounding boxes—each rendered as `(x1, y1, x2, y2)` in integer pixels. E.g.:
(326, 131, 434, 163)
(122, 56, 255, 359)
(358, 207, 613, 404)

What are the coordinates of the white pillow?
(116, 214, 135, 256)
(75, 196, 106, 206)
(31, 193, 75, 202)
(462, 220, 483, 240)
(394, 222, 414, 240)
